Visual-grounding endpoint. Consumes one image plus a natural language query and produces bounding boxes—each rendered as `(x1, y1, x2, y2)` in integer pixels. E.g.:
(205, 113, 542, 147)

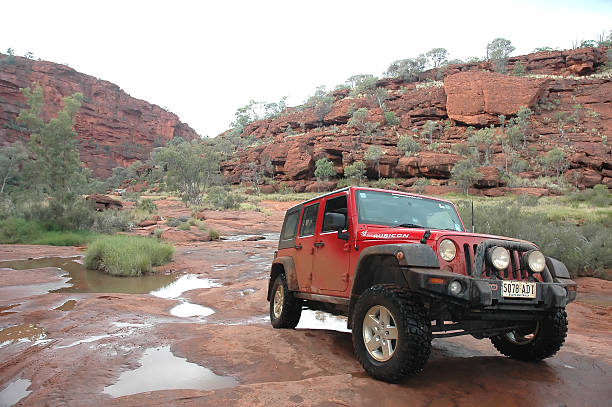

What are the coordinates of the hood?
(356, 226, 534, 247)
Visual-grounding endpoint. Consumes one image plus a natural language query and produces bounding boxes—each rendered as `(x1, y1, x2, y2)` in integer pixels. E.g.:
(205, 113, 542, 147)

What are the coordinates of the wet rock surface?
(0, 237, 611, 406)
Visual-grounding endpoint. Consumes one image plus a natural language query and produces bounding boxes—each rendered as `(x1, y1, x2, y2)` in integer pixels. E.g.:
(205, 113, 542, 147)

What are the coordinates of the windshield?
(354, 190, 464, 231)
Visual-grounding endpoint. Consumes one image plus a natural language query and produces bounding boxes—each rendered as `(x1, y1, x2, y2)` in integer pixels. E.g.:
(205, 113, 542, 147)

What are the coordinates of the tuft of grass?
(30, 230, 100, 246)
(208, 228, 220, 240)
(84, 235, 174, 276)
(177, 222, 191, 231)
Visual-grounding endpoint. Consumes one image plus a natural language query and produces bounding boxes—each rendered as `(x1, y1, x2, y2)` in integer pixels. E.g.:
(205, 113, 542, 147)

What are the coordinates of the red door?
(312, 193, 350, 294)
(292, 202, 320, 292)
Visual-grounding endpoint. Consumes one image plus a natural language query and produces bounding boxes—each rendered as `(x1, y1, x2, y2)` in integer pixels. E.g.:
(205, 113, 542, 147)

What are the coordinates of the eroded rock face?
(0, 54, 199, 178)
(444, 71, 549, 125)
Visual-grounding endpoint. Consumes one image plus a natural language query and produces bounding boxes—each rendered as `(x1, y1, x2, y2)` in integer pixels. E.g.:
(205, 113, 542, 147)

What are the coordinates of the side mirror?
(324, 213, 349, 241)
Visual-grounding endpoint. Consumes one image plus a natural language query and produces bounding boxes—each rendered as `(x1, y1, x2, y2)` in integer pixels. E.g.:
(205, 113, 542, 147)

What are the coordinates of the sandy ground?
(0, 202, 611, 406)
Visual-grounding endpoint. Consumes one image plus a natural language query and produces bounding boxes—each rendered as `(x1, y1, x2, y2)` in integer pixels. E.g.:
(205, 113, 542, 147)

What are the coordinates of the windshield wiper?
(394, 223, 424, 228)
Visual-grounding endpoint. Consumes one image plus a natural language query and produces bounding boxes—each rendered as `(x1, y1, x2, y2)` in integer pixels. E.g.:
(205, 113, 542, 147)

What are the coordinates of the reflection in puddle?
(54, 300, 77, 311)
(0, 324, 45, 348)
(0, 257, 177, 294)
(0, 377, 32, 406)
(150, 274, 221, 299)
(102, 346, 237, 397)
(296, 310, 351, 333)
(170, 302, 215, 318)
(0, 304, 19, 315)
(56, 334, 112, 349)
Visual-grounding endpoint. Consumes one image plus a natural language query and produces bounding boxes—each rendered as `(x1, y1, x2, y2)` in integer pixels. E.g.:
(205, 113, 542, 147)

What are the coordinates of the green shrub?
(30, 230, 99, 246)
(209, 228, 220, 240)
(91, 209, 134, 234)
(84, 235, 174, 276)
(206, 186, 245, 210)
(23, 199, 97, 231)
(136, 198, 158, 214)
(565, 184, 611, 207)
(177, 222, 191, 231)
(0, 218, 43, 243)
(153, 227, 164, 239)
(314, 158, 336, 181)
(398, 134, 420, 156)
(384, 111, 400, 126)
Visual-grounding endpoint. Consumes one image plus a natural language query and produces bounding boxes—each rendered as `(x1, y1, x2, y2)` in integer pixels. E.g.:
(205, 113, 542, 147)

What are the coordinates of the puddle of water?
(295, 310, 351, 333)
(221, 233, 280, 242)
(102, 346, 237, 397)
(0, 324, 45, 348)
(54, 300, 77, 311)
(56, 334, 112, 349)
(0, 257, 178, 294)
(0, 377, 32, 407)
(170, 302, 215, 318)
(150, 274, 221, 299)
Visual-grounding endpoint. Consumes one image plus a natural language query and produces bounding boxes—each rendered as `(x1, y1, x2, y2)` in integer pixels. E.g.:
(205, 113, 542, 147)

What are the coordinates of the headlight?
(439, 239, 456, 262)
(489, 246, 510, 270)
(525, 250, 546, 273)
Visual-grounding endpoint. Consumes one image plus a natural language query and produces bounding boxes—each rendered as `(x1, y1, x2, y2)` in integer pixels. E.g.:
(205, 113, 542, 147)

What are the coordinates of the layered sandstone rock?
(0, 54, 199, 178)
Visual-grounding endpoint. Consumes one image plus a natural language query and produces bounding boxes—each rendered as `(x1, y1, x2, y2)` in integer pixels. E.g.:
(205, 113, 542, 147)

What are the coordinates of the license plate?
(502, 281, 536, 298)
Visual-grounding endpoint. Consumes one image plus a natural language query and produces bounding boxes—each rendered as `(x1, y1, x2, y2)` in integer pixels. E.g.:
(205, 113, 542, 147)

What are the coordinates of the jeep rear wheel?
(352, 285, 431, 383)
(490, 308, 568, 361)
(270, 273, 302, 329)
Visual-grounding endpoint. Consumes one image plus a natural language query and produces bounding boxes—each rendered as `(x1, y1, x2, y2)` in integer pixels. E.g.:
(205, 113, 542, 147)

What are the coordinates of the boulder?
(85, 194, 123, 210)
(475, 166, 503, 188)
(444, 71, 549, 125)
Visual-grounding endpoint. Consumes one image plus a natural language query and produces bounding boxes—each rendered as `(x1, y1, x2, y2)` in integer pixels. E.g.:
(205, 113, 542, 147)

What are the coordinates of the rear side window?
(278, 208, 300, 249)
(298, 203, 319, 237)
(322, 195, 348, 232)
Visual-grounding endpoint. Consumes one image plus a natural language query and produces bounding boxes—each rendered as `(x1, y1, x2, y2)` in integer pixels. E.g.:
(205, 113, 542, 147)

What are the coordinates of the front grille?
(461, 241, 534, 281)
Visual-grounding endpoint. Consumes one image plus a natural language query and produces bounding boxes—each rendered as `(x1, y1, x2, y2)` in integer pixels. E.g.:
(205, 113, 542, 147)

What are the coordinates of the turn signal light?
(429, 277, 445, 285)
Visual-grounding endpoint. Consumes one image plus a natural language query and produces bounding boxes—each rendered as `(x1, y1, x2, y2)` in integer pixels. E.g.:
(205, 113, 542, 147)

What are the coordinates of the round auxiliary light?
(449, 280, 463, 296)
(439, 239, 457, 262)
(526, 250, 546, 273)
(489, 246, 510, 270)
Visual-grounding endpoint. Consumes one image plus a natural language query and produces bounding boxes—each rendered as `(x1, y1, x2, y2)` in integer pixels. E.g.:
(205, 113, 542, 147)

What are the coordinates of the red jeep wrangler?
(267, 187, 577, 382)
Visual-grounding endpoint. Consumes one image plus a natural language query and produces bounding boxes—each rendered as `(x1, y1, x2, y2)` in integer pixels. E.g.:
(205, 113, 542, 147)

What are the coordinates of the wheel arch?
(348, 244, 439, 327)
(267, 257, 299, 301)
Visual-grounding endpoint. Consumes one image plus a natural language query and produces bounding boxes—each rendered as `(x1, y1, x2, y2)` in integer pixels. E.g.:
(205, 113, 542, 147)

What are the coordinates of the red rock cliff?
(0, 54, 199, 178)
(220, 46, 611, 192)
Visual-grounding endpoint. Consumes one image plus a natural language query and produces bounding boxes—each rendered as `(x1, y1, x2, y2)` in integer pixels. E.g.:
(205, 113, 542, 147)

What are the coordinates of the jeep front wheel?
(269, 273, 302, 329)
(490, 308, 568, 361)
(352, 285, 431, 383)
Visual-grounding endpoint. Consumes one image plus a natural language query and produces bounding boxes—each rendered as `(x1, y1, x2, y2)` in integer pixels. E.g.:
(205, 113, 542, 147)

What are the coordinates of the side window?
(280, 210, 300, 243)
(322, 195, 348, 232)
(298, 203, 319, 237)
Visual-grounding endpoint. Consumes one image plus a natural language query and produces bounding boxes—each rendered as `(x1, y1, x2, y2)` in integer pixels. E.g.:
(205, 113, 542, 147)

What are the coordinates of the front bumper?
(402, 267, 577, 311)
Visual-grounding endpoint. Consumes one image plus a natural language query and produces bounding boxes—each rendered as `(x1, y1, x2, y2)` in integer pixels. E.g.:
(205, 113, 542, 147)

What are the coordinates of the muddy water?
(0, 257, 177, 294)
(102, 346, 237, 397)
(0, 377, 32, 406)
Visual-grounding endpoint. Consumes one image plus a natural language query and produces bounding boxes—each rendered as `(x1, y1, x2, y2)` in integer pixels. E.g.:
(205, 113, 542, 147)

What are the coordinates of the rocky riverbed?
(0, 204, 611, 406)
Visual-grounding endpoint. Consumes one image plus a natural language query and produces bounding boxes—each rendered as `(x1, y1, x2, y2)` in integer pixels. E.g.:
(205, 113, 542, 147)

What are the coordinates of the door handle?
(294, 244, 303, 250)
(314, 242, 325, 248)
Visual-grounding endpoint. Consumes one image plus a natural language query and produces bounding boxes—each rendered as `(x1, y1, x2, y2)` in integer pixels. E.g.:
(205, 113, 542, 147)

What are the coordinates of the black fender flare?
(347, 243, 440, 326)
(267, 256, 299, 301)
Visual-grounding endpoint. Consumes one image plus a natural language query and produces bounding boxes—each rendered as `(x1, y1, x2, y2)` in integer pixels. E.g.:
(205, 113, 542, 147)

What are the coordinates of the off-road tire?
(490, 308, 568, 361)
(270, 273, 302, 329)
(352, 284, 431, 383)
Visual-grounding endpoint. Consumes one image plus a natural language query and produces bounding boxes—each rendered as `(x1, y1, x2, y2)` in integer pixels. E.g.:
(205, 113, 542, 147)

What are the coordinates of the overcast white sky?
(2, 0, 611, 138)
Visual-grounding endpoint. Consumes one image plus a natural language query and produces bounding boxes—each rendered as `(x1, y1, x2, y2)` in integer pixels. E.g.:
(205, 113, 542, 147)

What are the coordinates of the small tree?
(0, 142, 27, 194)
(398, 134, 420, 156)
(344, 161, 366, 185)
(364, 146, 383, 179)
(515, 106, 533, 148)
(486, 38, 515, 73)
(512, 61, 526, 76)
(421, 120, 439, 144)
(151, 139, 220, 206)
(425, 48, 448, 68)
(314, 157, 336, 181)
(305, 86, 335, 122)
(541, 148, 568, 180)
(348, 108, 379, 137)
(468, 127, 496, 165)
(451, 159, 482, 195)
(18, 83, 84, 203)
(384, 56, 427, 82)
